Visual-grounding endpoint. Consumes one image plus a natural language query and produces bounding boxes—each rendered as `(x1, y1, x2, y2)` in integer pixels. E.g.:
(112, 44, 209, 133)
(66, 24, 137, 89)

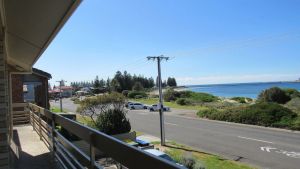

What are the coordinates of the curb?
(168, 114, 300, 134)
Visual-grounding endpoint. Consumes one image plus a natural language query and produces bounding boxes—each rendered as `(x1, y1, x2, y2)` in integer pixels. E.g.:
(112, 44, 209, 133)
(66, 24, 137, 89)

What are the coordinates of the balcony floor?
(13, 125, 60, 169)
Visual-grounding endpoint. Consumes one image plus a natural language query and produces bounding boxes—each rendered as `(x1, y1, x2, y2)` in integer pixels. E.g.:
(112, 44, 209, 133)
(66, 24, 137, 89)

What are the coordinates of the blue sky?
(35, 0, 300, 86)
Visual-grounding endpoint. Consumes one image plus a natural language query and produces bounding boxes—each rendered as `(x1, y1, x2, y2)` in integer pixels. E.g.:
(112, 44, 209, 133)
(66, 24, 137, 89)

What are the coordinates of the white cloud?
(177, 74, 299, 85)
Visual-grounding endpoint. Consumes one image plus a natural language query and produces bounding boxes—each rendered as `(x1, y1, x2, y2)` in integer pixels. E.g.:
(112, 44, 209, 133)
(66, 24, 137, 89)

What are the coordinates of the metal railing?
(25, 103, 182, 169)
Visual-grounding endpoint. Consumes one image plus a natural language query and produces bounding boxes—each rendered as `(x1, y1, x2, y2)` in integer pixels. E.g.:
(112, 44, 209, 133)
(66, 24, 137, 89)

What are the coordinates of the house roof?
(32, 68, 52, 79)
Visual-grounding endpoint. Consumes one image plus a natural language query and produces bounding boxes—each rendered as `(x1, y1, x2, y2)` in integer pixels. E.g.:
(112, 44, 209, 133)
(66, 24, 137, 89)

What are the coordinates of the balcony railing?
(16, 103, 182, 169)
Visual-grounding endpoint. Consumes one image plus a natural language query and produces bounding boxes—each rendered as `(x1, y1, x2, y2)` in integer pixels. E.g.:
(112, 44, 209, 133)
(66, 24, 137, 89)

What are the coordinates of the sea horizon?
(185, 81, 300, 99)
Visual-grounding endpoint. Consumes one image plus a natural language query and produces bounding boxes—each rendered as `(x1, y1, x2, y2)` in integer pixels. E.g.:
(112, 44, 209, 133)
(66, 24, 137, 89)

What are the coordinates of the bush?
(176, 98, 192, 105)
(258, 87, 291, 104)
(285, 97, 300, 114)
(181, 156, 196, 169)
(194, 162, 206, 169)
(197, 102, 298, 129)
(283, 88, 300, 99)
(164, 89, 218, 103)
(122, 90, 129, 97)
(189, 92, 218, 102)
(164, 89, 180, 102)
(95, 109, 131, 135)
(231, 97, 247, 103)
(197, 107, 219, 118)
(128, 91, 147, 98)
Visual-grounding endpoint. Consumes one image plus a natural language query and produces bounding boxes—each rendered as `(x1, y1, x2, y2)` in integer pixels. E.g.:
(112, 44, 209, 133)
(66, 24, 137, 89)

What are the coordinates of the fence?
(24, 103, 182, 169)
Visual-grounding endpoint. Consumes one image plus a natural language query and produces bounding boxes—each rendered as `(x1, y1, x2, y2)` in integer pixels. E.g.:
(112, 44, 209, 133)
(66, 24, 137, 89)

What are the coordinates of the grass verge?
(50, 106, 66, 113)
(132, 98, 205, 110)
(153, 141, 256, 169)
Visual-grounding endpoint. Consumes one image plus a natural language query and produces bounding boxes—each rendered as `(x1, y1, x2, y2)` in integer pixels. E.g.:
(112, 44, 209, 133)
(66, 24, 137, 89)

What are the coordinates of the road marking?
(261, 146, 277, 152)
(165, 122, 178, 126)
(238, 136, 273, 144)
(260, 146, 300, 159)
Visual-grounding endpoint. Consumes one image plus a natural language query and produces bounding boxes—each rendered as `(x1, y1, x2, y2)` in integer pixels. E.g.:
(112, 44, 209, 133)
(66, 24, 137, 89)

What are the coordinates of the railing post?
(90, 133, 95, 169)
(38, 107, 42, 140)
(32, 106, 35, 131)
(51, 114, 56, 155)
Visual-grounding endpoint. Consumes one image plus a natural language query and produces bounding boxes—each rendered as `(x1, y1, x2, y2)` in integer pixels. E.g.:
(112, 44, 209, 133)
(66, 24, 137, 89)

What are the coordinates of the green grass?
(76, 114, 94, 125)
(50, 106, 66, 113)
(132, 98, 206, 110)
(153, 141, 255, 169)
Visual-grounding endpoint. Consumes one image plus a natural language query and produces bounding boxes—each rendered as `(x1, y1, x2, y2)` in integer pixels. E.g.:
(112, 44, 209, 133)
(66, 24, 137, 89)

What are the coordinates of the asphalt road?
(52, 99, 300, 169)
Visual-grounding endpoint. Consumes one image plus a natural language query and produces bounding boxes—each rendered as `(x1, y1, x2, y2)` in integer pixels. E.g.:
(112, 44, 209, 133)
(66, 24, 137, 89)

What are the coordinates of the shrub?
(181, 156, 196, 169)
(283, 88, 300, 99)
(231, 97, 247, 103)
(194, 162, 206, 169)
(176, 98, 192, 105)
(258, 87, 291, 104)
(285, 97, 300, 114)
(197, 102, 298, 129)
(189, 92, 218, 102)
(95, 109, 131, 135)
(197, 107, 219, 118)
(122, 90, 129, 97)
(164, 89, 180, 102)
(128, 91, 147, 98)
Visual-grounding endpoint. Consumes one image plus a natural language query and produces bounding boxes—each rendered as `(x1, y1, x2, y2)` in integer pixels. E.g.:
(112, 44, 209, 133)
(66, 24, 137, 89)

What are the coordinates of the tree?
(148, 77, 155, 88)
(110, 78, 121, 92)
(99, 79, 105, 88)
(94, 76, 101, 88)
(162, 80, 167, 88)
(167, 77, 177, 87)
(106, 77, 111, 90)
(77, 92, 126, 125)
(132, 82, 144, 91)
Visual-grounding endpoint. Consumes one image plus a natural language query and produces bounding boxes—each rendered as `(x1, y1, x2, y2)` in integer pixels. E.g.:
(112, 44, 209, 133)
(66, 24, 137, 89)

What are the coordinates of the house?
(12, 68, 51, 109)
(52, 86, 73, 98)
(0, 1, 179, 169)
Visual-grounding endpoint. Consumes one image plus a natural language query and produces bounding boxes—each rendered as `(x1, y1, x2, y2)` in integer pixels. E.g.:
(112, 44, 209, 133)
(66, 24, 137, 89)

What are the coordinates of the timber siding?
(0, 39, 9, 169)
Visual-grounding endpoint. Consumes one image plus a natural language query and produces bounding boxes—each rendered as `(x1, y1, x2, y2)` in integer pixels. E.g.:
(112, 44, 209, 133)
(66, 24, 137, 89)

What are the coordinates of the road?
(51, 99, 300, 169)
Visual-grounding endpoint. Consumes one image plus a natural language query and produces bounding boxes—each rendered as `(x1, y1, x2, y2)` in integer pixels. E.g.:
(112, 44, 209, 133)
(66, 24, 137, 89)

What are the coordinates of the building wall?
(0, 37, 9, 168)
(11, 74, 23, 103)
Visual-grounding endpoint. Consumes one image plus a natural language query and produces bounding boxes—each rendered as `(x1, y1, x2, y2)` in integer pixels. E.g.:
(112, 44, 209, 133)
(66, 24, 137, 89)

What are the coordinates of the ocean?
(187, 82, 300, 99)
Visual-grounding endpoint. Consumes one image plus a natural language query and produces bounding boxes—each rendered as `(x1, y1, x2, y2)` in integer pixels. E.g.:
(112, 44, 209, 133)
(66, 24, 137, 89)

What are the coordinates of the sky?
(34, 0, 300, 86)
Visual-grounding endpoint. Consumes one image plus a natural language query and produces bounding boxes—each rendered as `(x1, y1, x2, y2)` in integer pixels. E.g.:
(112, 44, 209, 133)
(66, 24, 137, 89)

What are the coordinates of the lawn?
(153, 141, 255, 169)
(132, 98, 206, 110)
(50, 106, 66, 113)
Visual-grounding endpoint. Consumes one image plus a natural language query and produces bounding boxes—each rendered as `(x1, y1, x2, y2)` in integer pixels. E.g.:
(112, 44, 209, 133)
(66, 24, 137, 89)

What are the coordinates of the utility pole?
(56, 80, 67, 112)
(147, 55, 169, 146)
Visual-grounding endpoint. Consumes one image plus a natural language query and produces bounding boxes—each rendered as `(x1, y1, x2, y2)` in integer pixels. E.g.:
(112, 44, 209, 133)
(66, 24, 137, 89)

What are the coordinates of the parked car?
(125, 101, 133, 108)
(143, 104, 150, 109)
(144, 149, 186, 168)
(128, 103, 145, 110)
(148, 104, 171, 112)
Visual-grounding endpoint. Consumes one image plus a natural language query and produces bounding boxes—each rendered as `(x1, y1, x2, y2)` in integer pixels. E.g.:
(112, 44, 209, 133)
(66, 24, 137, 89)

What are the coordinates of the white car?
(128, 103, 145, 110)
(148, 104, 170, 112)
